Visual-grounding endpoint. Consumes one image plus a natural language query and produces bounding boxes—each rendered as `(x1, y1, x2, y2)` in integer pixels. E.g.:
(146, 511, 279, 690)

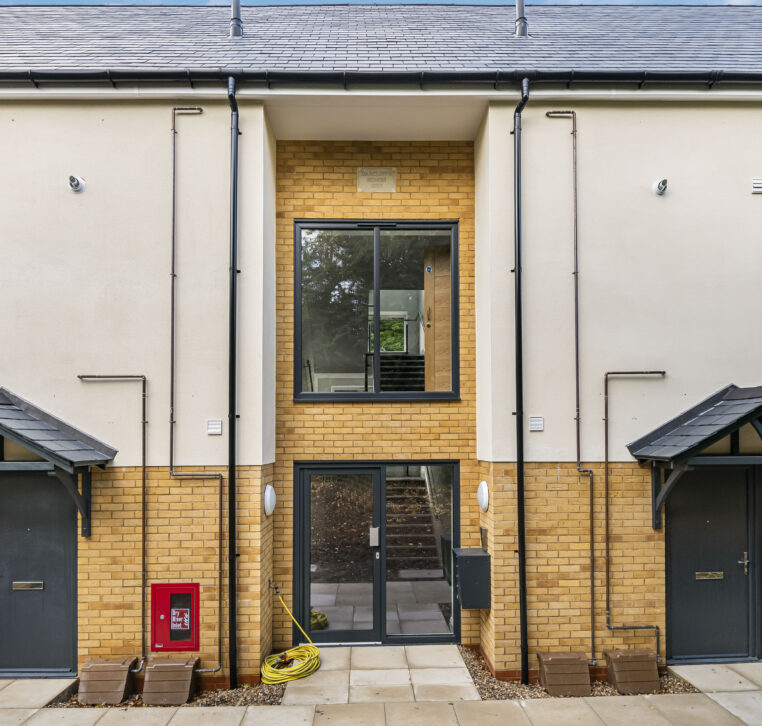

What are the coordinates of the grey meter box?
(453, 547, 491, 609)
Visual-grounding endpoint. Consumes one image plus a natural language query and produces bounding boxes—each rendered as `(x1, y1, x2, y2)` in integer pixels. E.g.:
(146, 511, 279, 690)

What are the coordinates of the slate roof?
(0, 387, 117, 471)
(0, 5, 761, 76)
(628, 384, 762, 463)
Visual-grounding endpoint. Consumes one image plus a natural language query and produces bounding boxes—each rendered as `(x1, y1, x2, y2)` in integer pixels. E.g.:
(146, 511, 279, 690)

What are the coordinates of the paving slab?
(168, 707, 246, 726)
(405, 645, 464, 669)
(454, 700, 531, 726)
(350, 648, 406, 670)
(585, 696, 673, 726)
(241, 705, 315, 725)
(348, 685, 414, 703)
(0, 680, 78, 709)
(412, 684, 479, 701)
(0, 682, 14, 693)
(0, 709, 39, 726)
(708, 691, 762, 726)
(384, 701, 459, 726)
(645, 693, 745, 726)
(281, 671, 350, 707)
(286, 671, 349, 690)
(22, 710, 105, 726)
(727, 662, 762, 688)
(400, 619, 449, 634)
(317, 648, 351, 671)
(409, 667, 472, 686)
(395, 605, 444, 621)
(97, 708, 177, 726)
(669, 665, 758, 693)
(349, 669, 410, 687)
(313, 703, 384, 725)
(520, 698, 603, 725)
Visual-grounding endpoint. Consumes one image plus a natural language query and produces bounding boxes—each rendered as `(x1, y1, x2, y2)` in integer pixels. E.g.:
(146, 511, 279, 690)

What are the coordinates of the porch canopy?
(627, 384, 762, 529)
(0, 387, 117, 535)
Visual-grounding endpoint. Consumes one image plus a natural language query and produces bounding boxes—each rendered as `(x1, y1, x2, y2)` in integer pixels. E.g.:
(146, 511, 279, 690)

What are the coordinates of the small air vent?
(753, 178, 762, 194)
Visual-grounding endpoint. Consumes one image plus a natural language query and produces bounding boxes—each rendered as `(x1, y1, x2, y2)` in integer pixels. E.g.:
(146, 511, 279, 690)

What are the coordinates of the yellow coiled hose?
(261, 586, 321, 684)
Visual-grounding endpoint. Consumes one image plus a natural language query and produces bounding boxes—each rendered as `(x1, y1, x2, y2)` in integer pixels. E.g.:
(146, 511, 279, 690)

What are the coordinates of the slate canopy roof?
(628, 384, 762, 464)
(0, 387, 117, 472)
(0, 4, 761, 80)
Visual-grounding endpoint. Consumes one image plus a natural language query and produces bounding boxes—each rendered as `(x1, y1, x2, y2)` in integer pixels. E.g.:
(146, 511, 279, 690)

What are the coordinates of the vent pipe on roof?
(230, 0, 243, 37)
(515, 0, 528, 37)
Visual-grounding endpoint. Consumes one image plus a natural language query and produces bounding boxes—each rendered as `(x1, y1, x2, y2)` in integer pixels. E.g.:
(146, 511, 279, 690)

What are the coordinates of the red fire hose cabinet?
(151, 583, 200, 652)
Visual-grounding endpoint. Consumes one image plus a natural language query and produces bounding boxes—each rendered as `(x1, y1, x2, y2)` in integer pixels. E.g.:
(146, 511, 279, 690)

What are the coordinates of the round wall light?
(477, 480, 489, 512)
(264, 484, 277, 516)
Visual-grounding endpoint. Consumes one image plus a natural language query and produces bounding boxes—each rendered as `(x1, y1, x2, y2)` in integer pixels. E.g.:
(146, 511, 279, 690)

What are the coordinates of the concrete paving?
(645, 693, 746, 725)
(708, 691, 762, 726)
(669, 664, 759, 693)
(0, 680, 76, 710)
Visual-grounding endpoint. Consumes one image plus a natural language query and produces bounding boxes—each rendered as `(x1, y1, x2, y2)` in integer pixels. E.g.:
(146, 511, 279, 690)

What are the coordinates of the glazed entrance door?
(298, 468, 382, 643)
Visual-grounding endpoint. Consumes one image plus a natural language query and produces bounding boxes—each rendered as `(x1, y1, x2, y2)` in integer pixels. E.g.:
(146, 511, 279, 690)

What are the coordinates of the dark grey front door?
(667, 467, 752, 661)
(0, 473, 77, 675)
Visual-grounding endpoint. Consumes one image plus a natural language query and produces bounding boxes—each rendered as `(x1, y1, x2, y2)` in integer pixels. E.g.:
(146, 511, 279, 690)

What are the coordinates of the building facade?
(1, 3, 762, 685)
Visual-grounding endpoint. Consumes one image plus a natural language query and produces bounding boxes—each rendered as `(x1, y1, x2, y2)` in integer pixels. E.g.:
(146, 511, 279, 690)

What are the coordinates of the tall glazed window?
(295, 221, 459, 400)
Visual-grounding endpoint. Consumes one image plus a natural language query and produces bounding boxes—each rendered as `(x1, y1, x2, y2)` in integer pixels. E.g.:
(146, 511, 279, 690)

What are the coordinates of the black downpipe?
(513, 77, 530, 685)
(227, 75, 240, 689)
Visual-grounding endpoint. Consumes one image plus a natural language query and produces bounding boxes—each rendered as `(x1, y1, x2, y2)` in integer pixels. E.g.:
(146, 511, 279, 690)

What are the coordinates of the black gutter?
(0, 69, 759, 87)
(227, 74, 240, 689)
(512, 76, 530, 686)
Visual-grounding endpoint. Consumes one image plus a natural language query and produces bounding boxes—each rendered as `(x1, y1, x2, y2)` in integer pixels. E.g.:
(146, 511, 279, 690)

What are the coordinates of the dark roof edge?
(626, 383, 736, 460)
(0, 387, 118, 460)
(1, 69, 761, 88)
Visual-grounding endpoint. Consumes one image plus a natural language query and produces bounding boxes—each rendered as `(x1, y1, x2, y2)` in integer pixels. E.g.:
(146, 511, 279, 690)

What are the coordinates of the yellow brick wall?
(80, 464, 272, 681)
(481, 461, 666, 676)
(273, 140, 481, 649)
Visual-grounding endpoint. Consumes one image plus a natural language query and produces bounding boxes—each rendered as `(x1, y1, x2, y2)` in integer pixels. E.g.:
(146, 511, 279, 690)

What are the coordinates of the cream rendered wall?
(477, 100, 762, 462)
(0, 100, 275, 466)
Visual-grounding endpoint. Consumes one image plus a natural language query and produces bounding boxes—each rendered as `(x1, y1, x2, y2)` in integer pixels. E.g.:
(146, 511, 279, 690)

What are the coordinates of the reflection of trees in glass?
(368, 318, 406, 352)
(302, 230, 373, 374)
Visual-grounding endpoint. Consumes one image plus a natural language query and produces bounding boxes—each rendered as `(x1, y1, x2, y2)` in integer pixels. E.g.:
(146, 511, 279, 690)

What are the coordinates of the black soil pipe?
(227, 75, 240, 689)
(513, 76, 530, 685)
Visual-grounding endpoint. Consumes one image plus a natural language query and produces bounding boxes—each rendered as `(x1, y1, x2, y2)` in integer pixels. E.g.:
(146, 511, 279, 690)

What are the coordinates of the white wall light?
(264, 484, 277, 516)
(477, 480, 489, 512)
(69, 175, 86, 193)
(652, 178, 668, 196)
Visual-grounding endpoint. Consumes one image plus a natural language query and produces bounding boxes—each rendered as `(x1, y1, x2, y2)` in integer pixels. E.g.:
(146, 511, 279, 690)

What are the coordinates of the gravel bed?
(458, 646, 698, 700)
(49, 682, 285, 708)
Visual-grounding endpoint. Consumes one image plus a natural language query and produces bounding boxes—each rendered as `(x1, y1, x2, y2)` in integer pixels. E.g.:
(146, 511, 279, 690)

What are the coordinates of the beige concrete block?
(0, 709, 39, 726)
(727, 662, 762, 689)
(0, 681, 14, 693)
(385, 702, 458, 725)
(585, 696, 672, 726)
(520, 699, 603, 726)
(669, 665, 758, 693)
(350, 647, 406, 670)
(410, 667, 472, 686)
(412, 684, 480, 702)
(348, 685, 414, 703)
(168, 707, 246, 726)
(0, 680, 77, 709)
(645, 693, 746, 726)
(21, 710, 106, 726)
(97, 709, 178, 726)
(708, 691, 762, 726)
(242, 705, 314, 725)
(350, 669, 410, 687)
(454, 700, 530, 726)
(405, 645, 464, 669)
(317, 648, 351, 671)
(313, 703, 384, 725)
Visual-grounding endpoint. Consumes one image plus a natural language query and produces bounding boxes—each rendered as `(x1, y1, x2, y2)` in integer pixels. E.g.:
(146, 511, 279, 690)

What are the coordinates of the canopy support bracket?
(652, 461, 690, 530)
(50, 467, 91, 537)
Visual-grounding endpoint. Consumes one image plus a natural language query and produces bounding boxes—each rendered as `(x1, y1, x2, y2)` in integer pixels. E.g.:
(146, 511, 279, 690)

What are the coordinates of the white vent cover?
(753, 179, 762, 194)
(529, 416, 544, 432)
(206, 419, 223, 435)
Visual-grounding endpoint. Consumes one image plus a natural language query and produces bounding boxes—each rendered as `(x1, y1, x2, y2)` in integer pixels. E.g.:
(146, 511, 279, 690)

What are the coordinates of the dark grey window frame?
(294, 219, 460, 401)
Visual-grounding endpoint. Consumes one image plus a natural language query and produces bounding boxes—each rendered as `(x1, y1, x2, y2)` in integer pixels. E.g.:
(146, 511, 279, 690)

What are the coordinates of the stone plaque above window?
(357, 167, 397, 193)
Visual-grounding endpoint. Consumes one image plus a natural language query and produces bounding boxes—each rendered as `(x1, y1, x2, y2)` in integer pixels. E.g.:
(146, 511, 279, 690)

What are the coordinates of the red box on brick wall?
(151, 583, 199, 652)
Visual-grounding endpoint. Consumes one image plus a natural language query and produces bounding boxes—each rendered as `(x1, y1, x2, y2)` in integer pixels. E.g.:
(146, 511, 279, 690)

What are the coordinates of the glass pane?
(301, 229, 375, 393)
(386, 464, 453, 635)
(379, 230, 452, 392)
(310, 473, 374, 633)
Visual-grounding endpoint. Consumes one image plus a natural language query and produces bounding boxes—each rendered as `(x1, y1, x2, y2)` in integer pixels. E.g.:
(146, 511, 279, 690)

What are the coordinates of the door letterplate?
(369, 527, 380, 547)
(12, 581, 44, 591)
(695, 572, 724, 580)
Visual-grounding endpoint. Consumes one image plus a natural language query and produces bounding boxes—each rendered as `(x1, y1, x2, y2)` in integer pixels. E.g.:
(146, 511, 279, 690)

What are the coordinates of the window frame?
(294, 219, 460, 401)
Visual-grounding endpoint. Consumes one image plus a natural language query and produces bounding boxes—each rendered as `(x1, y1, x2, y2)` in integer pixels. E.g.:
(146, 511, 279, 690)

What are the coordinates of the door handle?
(369, 527, 379, 548)
(738, 552, 750, 576)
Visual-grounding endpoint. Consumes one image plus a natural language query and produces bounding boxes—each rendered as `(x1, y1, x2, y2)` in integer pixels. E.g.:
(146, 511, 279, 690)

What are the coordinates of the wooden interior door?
(423, 245, 451, 391)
